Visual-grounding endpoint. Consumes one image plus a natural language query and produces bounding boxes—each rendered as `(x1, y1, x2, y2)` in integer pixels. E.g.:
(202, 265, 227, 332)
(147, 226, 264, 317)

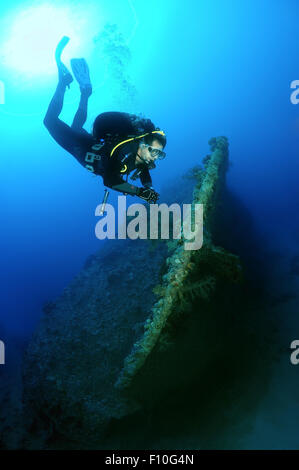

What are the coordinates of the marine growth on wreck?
(20, 136, 244, 449)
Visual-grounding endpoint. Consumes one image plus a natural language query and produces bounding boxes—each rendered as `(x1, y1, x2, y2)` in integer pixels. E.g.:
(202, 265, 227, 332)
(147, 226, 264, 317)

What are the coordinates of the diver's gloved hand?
(137, 187, 159, 203)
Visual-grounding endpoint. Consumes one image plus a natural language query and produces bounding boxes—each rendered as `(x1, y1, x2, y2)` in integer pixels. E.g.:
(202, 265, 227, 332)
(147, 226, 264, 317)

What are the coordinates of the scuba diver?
(43, 36, 167, 205)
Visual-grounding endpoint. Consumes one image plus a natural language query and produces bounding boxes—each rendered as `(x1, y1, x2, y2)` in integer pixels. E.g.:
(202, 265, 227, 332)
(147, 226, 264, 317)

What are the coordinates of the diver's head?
(135, 132, 167, 166)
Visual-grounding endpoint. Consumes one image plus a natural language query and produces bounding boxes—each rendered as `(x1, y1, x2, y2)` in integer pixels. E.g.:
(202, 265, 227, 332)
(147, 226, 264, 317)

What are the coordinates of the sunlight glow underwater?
(2, 3, 100, 78)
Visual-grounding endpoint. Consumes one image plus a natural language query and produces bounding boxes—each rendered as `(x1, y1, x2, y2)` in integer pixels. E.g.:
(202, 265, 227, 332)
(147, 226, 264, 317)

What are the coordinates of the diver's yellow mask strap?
(110, 130, 166, 157)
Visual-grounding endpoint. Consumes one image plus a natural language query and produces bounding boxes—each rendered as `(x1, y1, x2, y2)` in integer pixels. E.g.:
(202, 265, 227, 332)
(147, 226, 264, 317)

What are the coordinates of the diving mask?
(143, 144, 166, 160)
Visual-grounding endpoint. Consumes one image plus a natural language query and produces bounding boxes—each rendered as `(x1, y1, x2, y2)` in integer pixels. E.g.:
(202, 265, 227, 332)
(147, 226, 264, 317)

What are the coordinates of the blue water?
(1, 0, 299, 449)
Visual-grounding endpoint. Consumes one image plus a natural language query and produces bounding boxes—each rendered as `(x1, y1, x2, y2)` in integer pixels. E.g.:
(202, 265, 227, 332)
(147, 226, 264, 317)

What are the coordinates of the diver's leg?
(71, 58, 93, 132)
(44, 81, 67, 124)
(71, 89, 91, 133)
(43, 81, 93, 161)
(43, 79, 73, 146)
(43, 35, 73, 132)
(43, 36, 94, 169)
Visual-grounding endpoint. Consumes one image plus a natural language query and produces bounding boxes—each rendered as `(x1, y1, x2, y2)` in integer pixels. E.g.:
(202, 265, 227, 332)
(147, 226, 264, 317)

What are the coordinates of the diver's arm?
(103, 171, 140, 196)
(109, 182, 140, 196)
(103, 151, 140, 196)
(103, 148, 158, 200)
(137, 168, 159, 202)
(104, 174, 158, 201)
(139, 167, 153, 188)
(107, 181, 159, 202)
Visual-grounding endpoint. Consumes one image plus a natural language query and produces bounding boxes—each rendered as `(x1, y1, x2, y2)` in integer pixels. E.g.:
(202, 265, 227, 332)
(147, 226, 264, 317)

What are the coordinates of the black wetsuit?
(73, 136, 154, 195)
(44, 99, 154, 196)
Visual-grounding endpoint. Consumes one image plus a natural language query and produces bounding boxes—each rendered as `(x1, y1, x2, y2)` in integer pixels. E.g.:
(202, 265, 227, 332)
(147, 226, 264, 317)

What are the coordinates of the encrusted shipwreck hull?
(22, 136, 242, 448)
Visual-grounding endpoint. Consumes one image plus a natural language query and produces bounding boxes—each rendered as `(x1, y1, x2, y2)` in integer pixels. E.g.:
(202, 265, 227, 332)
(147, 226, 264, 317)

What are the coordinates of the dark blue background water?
(1, 0, 299, 449)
